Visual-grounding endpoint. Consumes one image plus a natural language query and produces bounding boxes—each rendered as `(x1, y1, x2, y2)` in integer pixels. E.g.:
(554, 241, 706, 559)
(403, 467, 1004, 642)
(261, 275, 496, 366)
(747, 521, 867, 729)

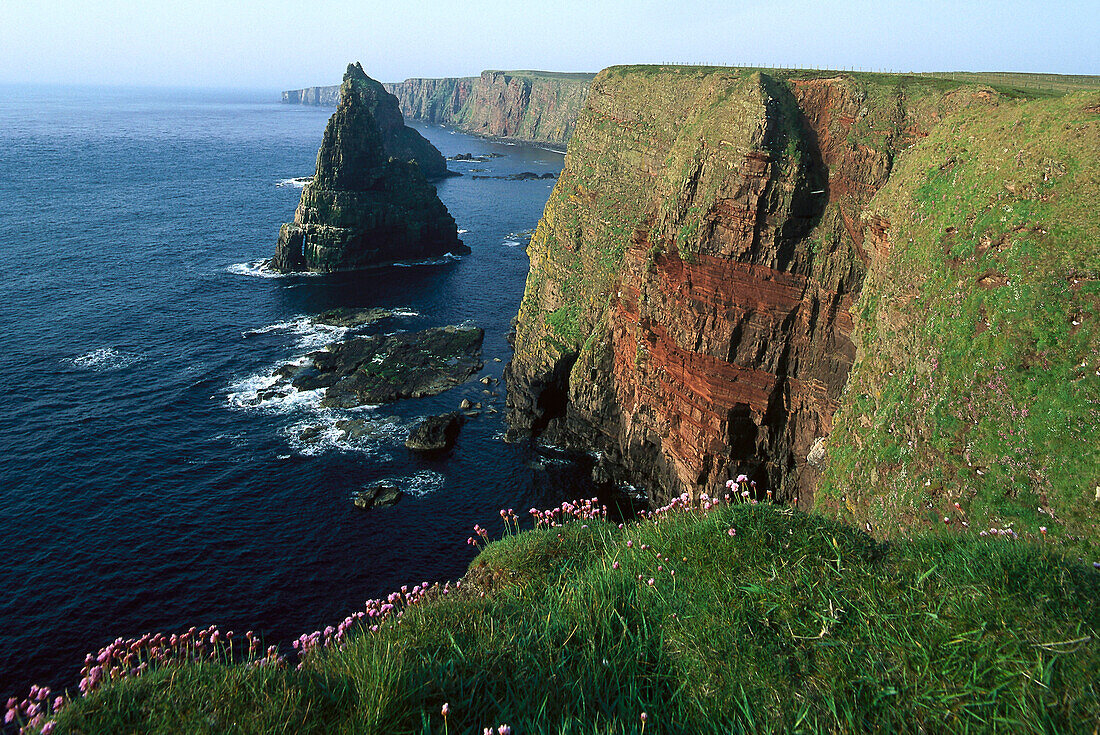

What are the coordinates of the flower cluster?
(5, 685, 64, 735)
(294, 580, 460, 663)
(979, 526, 1020, 539)
(527, 497, 609, 528)
(75, 627, 278, 698)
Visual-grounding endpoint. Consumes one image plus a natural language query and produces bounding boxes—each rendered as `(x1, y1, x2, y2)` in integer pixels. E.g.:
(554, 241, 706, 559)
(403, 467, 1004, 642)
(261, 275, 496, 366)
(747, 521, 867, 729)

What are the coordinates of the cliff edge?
(506, 64, 1099, 545)
(271, 63, 466, 273)
(817, 90, 1100, 543)
(505, 66, 997, 506)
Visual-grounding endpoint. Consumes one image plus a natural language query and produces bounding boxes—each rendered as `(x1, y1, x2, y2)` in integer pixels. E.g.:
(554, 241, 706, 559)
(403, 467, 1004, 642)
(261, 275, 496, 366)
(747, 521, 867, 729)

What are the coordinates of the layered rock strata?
(506, 65, 997, 507)
(283, 70, 594, 148)
(271, 63, 464, 273)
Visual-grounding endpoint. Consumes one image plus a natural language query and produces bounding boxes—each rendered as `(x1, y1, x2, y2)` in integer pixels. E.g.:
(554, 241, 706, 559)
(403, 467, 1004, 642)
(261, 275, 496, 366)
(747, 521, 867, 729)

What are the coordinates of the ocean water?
(0, 85, 592, 700)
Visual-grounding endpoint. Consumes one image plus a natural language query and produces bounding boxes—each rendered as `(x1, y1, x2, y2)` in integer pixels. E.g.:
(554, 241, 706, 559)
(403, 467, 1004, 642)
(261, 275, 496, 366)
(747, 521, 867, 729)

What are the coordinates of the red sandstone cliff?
(505, 66, 996, 506)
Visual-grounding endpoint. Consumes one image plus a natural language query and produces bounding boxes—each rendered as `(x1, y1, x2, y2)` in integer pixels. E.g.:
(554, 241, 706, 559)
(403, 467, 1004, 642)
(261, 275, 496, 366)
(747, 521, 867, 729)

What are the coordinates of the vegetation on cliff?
(29, 499, 1100, 733)
(817, 90, 1100, 550)
(270, 63, 465, 273)
(505, 64, 1004, 509)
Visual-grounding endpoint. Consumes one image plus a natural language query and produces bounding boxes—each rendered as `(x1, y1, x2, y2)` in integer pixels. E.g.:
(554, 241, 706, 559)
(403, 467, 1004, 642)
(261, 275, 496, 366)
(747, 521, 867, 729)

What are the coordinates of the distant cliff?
(282, 86, 340, 106)
(271, 63, 465, 273)
(283, 70, 595, 148)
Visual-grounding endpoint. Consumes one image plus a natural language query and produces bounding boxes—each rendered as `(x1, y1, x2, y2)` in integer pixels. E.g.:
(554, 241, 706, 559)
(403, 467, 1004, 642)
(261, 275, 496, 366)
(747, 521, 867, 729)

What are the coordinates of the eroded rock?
(405, 412, 466, 451)
(283, 325, 484, 408)
(352, 483, 403, 509)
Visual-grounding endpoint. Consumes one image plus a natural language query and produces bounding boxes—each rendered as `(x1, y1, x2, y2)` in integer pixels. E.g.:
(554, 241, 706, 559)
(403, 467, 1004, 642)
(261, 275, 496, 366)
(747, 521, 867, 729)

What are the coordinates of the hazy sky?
(1, 0, 1096, 89)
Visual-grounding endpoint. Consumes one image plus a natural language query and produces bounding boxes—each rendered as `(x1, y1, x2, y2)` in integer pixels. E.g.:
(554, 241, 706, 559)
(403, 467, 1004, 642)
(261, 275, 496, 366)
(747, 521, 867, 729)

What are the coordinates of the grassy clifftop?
(817, 91, 1100, 550)
(43, 503, 1100, 733)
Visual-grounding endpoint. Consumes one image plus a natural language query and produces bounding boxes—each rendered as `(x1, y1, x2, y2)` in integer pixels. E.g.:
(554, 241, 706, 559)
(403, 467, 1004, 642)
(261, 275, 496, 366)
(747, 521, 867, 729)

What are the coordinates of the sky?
(0, 0, 1096, 89)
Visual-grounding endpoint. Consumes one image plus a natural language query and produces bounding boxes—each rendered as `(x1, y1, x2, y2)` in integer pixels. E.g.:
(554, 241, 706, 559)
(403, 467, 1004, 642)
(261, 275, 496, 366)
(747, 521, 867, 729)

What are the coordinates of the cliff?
(271, 63, 465, 273)
(282, 86, 340, 106)
(283, 70, 595, 148)
(505, 66, 1002, 508)
(816, 90, 1100, 544)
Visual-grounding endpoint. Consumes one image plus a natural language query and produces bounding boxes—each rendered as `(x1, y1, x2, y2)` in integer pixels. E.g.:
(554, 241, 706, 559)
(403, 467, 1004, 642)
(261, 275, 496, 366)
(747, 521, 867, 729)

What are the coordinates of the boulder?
(352, 483, 403, 509)
(405, 412, 466, 451)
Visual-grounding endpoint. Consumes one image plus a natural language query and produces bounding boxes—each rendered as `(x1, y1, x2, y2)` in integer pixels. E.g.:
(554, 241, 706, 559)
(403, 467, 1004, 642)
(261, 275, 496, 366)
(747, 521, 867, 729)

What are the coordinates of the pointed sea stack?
(271, 63, 467, 273)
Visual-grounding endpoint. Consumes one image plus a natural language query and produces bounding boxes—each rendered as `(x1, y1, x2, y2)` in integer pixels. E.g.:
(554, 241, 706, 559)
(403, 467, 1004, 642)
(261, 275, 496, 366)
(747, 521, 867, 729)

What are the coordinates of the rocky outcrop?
(506, 65, 998, 508)
(283, 70, 594, 148)
(405, 413, 466, 451)
(279, 324, 484, 408)
(271, 63, 465, 273)
(352, 483, 403, 509)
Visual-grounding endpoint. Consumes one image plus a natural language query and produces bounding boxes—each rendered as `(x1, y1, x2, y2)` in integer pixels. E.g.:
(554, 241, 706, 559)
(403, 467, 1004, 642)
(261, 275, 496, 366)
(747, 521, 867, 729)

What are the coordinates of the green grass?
(53, 505, 1100, 733)
(817, 90, 1100, 551)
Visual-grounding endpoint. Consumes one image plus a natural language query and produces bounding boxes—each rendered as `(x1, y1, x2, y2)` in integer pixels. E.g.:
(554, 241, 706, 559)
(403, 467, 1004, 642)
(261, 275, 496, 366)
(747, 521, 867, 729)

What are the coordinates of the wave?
(225, 372, 325, 413)
(396, 470, 446, 497)
(65, 347, 144, 371)
(284, 412, 411, 459)
(275, 177, 311, 188)
(457, 229, 469, 234)
(392, 253, 463, 268)
(390, 308, 420, 318)
(241, 316, 349, 350)
(502, 240, 521, 247)
(228, 260, 289, 279)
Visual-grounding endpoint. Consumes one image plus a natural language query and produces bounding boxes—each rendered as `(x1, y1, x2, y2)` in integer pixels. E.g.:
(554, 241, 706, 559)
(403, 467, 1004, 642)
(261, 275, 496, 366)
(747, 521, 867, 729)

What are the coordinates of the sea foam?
(65, 347, 144, 371)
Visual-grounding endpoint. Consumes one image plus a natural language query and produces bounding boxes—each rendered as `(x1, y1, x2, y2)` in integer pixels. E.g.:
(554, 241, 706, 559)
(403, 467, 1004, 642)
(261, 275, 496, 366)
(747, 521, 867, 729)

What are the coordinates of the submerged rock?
(405, 412, 466, 451)
(471, 171, 557, 180)
(282, 324, 484, 408)
(352, 483, 403, 509)
(312, 307, 392, 328)
(271, 63, 467, 274)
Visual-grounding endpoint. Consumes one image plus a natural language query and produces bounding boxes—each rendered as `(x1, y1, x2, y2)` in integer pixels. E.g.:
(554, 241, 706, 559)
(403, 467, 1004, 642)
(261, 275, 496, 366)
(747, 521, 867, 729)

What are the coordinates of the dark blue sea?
(0, 85, 590, 701)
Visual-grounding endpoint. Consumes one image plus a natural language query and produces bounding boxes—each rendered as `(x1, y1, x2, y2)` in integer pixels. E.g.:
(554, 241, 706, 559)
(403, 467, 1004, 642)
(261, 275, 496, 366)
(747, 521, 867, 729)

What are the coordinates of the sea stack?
(271, 63, 467, 273)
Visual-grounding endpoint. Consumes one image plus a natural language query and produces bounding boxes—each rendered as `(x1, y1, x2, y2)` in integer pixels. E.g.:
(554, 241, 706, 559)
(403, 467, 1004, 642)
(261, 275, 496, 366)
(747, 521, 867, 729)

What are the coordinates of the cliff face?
(506, 65, 997, 506)
(284, 71, 594, 148)
(283, 86, 340, 106)
(271, 63, 465, 274)
(817, 91, 1100, 544)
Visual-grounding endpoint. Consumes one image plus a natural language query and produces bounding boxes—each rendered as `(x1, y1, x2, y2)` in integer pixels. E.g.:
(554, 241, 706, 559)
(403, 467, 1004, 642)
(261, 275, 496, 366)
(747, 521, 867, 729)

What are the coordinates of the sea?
(0, 85, 594, 701)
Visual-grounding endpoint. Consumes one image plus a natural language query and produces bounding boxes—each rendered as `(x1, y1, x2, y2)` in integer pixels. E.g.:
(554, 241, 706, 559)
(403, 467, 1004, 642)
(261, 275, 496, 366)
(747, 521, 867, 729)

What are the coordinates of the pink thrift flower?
(727, 528, 736, 537)
(442, 702, 450, 716)
(613, 561, 620, 569)
(647, 578, 655, 586)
